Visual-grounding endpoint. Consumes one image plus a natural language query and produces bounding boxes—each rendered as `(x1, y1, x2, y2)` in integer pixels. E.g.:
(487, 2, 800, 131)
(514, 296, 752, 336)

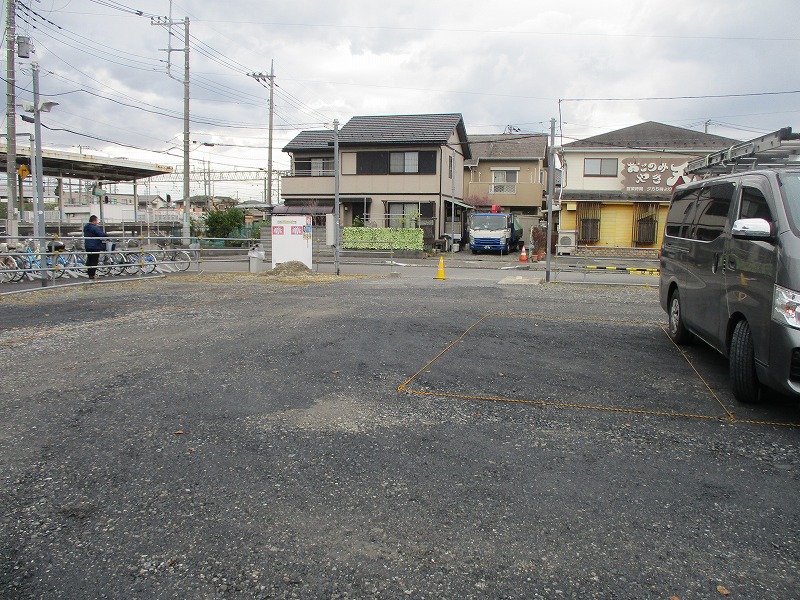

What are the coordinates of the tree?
(204, 207, 245, 239)
(464, 194, 491, 210)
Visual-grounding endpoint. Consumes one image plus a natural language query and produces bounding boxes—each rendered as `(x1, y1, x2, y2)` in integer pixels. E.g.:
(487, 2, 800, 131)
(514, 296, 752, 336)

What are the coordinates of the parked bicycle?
(0, 242, 23, 283)
(121, 239, 158, 275)
(152, 242, 191, 271)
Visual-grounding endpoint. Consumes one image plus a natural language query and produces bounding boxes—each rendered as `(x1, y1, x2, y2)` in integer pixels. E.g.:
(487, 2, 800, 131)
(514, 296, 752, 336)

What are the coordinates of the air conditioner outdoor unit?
(557, 230, 577, 255)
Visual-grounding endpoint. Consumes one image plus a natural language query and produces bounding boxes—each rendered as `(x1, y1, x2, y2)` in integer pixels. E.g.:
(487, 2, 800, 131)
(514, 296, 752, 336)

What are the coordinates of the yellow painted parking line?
(402, 387, 729, 422)
(398, 314, 490, 391)
(399, 313, 800, 428)
(658, 323, 735, 420)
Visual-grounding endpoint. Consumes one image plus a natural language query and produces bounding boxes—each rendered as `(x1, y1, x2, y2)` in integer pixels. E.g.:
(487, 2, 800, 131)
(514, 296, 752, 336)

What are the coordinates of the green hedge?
(341, 227, 423, 250)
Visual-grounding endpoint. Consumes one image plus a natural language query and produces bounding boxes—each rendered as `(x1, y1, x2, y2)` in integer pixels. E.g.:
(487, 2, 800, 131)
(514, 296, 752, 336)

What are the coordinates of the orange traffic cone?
(434, 255, 447, 280)
(519, 244, 528, 263)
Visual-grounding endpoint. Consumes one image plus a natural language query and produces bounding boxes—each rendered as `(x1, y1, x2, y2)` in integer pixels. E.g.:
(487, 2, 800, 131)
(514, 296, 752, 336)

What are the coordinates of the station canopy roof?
(0, 144, 173, 182)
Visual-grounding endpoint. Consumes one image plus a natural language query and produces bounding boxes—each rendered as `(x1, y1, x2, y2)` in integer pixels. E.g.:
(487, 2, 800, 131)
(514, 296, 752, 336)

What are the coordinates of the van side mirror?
(731, 218, 773, 240)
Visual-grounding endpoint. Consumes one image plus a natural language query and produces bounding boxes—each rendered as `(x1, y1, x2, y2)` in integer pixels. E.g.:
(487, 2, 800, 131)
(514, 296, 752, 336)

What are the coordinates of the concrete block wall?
(575, 246, 659, 260)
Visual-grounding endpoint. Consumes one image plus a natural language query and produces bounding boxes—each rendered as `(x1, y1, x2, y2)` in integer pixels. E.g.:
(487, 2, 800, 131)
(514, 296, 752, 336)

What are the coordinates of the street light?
(18, 61, 58, 245)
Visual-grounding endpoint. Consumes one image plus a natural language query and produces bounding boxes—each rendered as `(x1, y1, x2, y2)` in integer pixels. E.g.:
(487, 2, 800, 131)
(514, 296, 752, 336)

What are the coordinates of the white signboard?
(272, 215, 313, 268)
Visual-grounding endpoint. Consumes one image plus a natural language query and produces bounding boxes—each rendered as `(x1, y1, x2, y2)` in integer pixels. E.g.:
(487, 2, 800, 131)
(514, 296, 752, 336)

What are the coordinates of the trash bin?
(248, 245, 265, 273)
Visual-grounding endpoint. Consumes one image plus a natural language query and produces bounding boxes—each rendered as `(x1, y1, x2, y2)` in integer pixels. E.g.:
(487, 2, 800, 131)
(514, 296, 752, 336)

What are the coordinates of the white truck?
(468, 212, 524, 254)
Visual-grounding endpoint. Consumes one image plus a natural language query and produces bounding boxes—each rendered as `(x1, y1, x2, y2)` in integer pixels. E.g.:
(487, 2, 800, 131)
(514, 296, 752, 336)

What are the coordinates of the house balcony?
(282, 172, 444, 198)
(466, 181, 546, 207)
(282, 174, 335, 198)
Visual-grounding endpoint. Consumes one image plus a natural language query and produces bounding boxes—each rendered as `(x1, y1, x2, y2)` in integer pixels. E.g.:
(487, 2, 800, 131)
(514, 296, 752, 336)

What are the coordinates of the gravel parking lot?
(1, 272, 799, 599)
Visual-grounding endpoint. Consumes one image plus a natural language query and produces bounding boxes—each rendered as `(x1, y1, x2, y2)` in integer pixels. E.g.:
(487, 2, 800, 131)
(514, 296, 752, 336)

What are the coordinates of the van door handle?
(712, 253, 719, 273)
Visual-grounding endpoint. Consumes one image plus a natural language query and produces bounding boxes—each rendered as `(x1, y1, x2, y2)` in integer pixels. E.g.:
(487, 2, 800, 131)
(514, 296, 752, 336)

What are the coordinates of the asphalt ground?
(1, 272, 799, 599)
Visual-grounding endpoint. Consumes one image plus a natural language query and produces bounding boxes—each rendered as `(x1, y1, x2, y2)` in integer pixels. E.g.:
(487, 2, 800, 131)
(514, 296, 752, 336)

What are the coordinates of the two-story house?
(281, 113, 471, 247)
(463, 133, 549, 214)
(463, 133, 551, 247)
(558, 121, 739, 258)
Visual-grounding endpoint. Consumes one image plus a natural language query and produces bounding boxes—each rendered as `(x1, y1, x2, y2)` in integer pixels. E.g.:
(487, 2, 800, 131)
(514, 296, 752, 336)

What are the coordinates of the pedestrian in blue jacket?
(83, 215, 107, 279)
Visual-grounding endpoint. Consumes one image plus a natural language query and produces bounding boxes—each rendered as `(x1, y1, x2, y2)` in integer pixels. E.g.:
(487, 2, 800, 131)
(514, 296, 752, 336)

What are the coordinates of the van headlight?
(773, 285, 800, 329)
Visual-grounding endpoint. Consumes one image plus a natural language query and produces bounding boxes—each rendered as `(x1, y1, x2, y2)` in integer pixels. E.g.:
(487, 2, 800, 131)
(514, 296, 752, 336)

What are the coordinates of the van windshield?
(778, 172, 800, 235)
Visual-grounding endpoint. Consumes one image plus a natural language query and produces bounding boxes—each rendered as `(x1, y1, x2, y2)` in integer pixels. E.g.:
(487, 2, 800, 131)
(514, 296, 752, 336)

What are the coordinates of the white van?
(659, 168, 800, 403)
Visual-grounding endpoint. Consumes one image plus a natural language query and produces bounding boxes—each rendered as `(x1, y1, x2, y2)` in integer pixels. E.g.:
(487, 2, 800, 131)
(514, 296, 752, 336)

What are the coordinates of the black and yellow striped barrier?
(583, 265, 660, 276)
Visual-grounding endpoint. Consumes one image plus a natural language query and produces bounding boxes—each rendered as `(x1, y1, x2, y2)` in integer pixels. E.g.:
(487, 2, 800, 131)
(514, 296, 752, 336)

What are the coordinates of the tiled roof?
(282, 130, 335, 152)
(465, 134, 548, 166)
(340, 113, 465, 145)
(284, 114, 471, 158)
(563, 121, 740, 151)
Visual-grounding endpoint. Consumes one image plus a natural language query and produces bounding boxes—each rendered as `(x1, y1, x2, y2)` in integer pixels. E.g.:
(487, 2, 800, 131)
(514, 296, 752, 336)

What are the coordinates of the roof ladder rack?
(686, 127, 800, 176)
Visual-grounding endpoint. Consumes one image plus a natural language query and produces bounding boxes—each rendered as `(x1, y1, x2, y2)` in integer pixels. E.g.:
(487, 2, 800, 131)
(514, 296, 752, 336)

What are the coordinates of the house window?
(294, 157, 333, 176)
(356, 151, 389, 175)
(448, 155, 454, 179)
(358, 151, 437, 175)
(490, 170, 518, 194)
(577, 202, 601, 243)
(584, 158, 618, 177)
(632, 203, 659, 244)
(387, 202, 420, 228)
(390, 152, 419, 173)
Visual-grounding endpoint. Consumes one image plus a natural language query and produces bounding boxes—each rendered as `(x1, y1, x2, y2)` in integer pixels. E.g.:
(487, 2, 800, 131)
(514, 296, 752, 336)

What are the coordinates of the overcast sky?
(6, 0, 800, 201)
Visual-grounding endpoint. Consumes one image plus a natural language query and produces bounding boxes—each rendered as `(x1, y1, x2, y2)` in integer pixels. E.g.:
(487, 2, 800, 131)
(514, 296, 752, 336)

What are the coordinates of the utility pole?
(545, 117, 556, 283)
(31, 62, 45, 245)
(5, 0, 17, 239)
(267, 60, 274, 206)
(248, 63, 275, 205)
(334, 119, 340, 276)
(152, 5, 190, 243)
(182, 16, 189, 242)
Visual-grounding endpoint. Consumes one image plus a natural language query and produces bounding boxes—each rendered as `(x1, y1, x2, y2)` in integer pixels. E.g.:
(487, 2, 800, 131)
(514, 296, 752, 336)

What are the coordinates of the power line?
(176, 18, 800, 43)
(560, 90, 800, 102)
(86, 0, 158, 18)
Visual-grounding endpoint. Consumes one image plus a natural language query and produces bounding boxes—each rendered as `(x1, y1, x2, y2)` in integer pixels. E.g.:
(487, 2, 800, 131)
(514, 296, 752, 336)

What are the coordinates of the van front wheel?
(668, 289, 693, 344)
(730, 320, 762, 404)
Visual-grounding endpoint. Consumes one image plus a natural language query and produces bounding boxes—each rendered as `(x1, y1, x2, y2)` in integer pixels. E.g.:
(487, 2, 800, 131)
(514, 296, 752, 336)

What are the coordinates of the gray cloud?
(8, 0, 800, 200)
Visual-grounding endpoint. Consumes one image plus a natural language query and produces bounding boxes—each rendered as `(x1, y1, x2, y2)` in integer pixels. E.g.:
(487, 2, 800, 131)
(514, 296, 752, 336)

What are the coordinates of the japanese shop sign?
(621, 159, 692, 194)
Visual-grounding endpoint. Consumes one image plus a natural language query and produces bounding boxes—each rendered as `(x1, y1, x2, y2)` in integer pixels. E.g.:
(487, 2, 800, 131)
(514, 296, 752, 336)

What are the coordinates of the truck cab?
(468, 212, 523, 254)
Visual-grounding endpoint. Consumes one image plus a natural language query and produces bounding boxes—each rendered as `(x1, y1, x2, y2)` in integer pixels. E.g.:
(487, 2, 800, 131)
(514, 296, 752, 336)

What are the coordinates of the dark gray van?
(660, 168, 800, 403)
